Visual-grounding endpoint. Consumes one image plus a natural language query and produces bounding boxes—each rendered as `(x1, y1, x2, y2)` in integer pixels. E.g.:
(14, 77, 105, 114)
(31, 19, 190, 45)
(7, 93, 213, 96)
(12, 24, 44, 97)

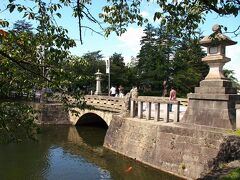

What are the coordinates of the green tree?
(108, 53, 127, 89)
(81, 51, 107, 92)
(137, 24, 172, 94)
(137, 24, 157, 91)
(101, 0, 240, 37)
(13, 20, 33, 33)
(0, 0, 79, 143)
(59, 55, 93, 96)
(124, 57, 140, 92)
(171, 37, 208, 97)
(136, 24, 209, 97)
(224, 69, 240, 90)
(0, 102, 39, 144)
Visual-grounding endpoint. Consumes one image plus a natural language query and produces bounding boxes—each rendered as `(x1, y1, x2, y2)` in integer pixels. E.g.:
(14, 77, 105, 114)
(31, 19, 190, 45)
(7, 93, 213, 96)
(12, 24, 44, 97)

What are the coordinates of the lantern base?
(181, 79, 240, 129)
(195, 79, 237, 94)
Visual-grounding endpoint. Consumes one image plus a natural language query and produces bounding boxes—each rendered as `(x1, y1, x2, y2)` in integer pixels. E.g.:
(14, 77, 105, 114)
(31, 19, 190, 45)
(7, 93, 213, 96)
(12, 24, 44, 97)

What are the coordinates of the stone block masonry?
(104, 115, 240, 179)
(32, 103, 71, 124)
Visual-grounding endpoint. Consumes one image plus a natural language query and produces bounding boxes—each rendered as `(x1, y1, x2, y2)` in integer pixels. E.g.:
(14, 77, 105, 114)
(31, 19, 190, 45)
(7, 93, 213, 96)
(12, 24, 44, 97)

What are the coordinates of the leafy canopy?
(101, 0, 240, 37)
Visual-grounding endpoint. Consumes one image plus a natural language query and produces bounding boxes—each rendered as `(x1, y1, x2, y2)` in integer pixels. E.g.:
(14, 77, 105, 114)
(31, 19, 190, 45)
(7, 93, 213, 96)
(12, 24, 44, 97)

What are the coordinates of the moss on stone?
(227, 129, 240, 136)
(220, 168, 240, 180)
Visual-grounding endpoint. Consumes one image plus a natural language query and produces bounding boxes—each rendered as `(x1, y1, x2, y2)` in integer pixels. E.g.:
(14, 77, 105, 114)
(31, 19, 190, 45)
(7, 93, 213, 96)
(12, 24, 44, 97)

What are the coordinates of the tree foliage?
(137, 24, 165, 91)
(0, 102, 39, 144)
(136, 24, 209, 96)
(108, 53, 127, 87)
(0, 0, 93, 143)
(101, 0, 240, 37)
(224, 69, 240, 90)
(171, 37, 208, 96)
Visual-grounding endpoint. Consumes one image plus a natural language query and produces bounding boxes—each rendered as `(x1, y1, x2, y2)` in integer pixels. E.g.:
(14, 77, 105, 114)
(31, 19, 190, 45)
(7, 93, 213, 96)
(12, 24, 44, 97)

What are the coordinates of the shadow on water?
(0, 124, 184, 180)
(74, 112, 108, 147)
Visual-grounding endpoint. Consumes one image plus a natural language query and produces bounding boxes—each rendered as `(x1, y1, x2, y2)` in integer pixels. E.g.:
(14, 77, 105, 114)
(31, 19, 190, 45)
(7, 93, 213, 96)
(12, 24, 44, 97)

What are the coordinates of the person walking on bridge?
(109, 85, 116, 97)
(169, 86, 177, 112)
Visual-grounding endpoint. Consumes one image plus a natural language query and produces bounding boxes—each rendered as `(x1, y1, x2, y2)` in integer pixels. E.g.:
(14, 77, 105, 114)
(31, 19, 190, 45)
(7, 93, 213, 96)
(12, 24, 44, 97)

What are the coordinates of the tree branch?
(81, 4, 104, 30)
(81, 26, 104, 36)
(77, 0, 83, 44)
(225, 25, 240, 36)
(0, 50, 51, 82)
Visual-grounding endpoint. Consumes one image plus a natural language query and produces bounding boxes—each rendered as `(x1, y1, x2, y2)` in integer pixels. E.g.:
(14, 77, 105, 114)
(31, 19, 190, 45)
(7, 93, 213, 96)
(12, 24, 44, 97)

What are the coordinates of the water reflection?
(0, 125, 184, 180)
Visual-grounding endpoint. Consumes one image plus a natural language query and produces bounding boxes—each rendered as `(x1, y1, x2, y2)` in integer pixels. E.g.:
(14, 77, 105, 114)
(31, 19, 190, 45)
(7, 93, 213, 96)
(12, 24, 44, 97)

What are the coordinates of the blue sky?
(63, 1, 240, 80)
(1, 0, 240, 80)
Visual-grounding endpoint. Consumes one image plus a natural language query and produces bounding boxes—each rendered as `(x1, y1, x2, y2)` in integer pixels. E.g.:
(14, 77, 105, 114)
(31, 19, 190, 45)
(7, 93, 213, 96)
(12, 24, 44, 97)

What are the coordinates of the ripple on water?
(44, 146, 112, 180)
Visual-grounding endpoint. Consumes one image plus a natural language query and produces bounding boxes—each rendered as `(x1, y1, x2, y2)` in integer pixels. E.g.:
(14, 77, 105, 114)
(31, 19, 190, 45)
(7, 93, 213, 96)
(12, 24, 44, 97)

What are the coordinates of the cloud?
(117, 27, 144, 62)
(225, 44, 240, 81)
(140, 11, 150, 19)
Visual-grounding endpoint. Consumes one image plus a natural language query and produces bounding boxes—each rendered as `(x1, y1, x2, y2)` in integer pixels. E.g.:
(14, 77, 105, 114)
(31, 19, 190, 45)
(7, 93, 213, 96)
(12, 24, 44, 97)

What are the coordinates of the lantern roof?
(200, 24, 237, 47)
(95, 69, 103, 76)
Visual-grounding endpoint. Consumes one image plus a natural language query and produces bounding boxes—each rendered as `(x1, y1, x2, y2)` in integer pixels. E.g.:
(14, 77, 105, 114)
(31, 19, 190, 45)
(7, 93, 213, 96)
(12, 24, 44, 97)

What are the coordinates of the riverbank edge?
(104, 114, 240, 179)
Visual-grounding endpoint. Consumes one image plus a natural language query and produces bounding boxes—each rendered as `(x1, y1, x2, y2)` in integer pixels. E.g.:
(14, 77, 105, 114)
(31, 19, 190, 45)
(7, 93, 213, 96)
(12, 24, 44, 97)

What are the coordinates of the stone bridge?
(67, 95, 188, 127)
(69, 95, 126, 126)
(34, 95, 187, 126)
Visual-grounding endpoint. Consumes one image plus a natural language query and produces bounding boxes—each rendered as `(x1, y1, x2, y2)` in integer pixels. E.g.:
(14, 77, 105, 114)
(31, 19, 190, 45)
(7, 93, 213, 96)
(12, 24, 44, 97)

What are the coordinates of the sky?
(1, 0, 240, 80)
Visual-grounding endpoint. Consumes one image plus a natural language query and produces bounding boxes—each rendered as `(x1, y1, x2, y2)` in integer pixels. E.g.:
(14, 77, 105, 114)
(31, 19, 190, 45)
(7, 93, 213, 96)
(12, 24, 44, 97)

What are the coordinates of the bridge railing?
(84, 95, 125, 112)
(130, 96, 180, 123)
(177, 98, 188, 106)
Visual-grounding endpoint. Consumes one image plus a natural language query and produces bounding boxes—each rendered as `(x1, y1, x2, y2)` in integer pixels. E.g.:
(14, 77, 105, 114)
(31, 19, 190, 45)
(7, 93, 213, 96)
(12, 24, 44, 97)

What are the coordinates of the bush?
(0, 102, 39, 144)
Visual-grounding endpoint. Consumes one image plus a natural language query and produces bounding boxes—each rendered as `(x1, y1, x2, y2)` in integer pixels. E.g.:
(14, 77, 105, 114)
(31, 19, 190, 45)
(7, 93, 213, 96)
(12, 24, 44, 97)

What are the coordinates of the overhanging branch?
(0, 50, 51, 82)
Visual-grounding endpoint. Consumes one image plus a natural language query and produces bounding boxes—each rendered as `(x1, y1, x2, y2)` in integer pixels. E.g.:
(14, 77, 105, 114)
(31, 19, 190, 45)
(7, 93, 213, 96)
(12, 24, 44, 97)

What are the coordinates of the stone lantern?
(181, 24, 240, 129)
(94, 69, 103, 95)
(200, 24, 237, 80)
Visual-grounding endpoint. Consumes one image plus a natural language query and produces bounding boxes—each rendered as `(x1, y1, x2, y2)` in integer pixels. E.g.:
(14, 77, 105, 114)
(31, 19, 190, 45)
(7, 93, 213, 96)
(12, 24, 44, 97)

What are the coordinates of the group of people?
(109, 84, 177, 112)
(109, 85, 124, 97)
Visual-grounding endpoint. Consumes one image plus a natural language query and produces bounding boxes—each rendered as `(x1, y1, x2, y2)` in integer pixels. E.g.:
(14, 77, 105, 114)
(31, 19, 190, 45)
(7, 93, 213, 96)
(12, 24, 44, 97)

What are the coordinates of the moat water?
(0, 125, 184, 180)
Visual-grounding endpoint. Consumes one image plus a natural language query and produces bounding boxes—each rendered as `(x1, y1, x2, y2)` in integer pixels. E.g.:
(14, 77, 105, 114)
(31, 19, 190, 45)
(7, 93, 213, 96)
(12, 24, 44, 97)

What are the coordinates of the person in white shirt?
(109, 86, 116, 97)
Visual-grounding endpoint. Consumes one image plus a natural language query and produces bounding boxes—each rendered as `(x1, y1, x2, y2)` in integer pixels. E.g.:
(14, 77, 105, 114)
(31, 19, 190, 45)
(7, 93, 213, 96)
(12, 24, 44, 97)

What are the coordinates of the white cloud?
(117, 27, 144, 63)
(225, 44, 240, 81)
(140, 11, 150, 19)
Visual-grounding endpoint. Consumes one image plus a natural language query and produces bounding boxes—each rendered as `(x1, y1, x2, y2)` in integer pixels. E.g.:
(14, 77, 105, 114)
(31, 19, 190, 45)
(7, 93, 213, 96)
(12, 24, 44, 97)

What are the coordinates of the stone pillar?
(173, 101, 180, 122)
(138, 101, 143, 118)
(154, 103, 160, 121)
(181, 24, 240, 129)
(163, 103, 169, 122)
(94, 69, 103, 95)
(236, 104, 240, 129)
(146, 102, 151, 120)
(130, 99, 135, 117)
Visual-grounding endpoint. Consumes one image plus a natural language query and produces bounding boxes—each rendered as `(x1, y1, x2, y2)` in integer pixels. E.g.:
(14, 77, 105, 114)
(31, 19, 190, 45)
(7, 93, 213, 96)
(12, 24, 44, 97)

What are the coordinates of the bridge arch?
(69, 108, 114, 127)
(76, 113, 108, 128)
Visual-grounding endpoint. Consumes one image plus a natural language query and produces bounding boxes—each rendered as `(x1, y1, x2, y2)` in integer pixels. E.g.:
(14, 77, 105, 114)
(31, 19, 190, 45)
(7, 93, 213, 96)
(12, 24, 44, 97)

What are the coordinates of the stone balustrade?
(130, 96, 180, 123)
(177, 97, 188, 106)
(84, 95, 125, 112)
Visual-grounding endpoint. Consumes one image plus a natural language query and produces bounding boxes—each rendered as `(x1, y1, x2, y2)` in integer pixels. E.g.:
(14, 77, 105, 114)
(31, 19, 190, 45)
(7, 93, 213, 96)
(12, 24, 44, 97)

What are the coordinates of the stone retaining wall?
(104, 115, 240, 179)
(32, 103, 70, 124)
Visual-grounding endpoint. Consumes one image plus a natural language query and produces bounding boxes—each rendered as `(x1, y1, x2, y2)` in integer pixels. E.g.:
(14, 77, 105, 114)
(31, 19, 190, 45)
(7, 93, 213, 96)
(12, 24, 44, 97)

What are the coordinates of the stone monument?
(94, 69, 103, 95)
(181, 24, 240, 129)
